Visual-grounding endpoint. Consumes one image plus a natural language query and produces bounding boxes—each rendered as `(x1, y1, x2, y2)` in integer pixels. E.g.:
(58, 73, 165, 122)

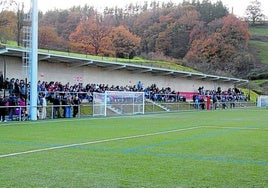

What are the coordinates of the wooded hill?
(0, 0, 266, 85)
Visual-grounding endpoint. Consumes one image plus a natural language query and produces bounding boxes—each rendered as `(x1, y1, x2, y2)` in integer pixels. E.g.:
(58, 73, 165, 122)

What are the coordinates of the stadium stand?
(0, 75, 249, 121)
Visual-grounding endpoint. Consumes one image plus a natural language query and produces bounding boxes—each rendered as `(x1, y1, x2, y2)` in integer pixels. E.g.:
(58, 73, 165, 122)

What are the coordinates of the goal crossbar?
(93, 91, 145, 116)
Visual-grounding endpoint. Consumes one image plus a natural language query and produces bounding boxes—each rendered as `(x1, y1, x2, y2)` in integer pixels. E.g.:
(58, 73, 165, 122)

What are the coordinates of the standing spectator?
(4, 78, 9, 90)
(198, 86, 204, 95)
(221, 96, 227, 109)
(9, 78, 15, 95)
(19, 82, 27, 101)
(206, 95, 211, 110)
(8, 94, 16, 121)
(229, 94, 236, 108)
(212, 93, 218, 110)
(72, 96, 81, 118)
(194, 95, 200, 109)
(53, 94, 61, 118)
(18, 97, 27, 121)
(199, 96, 205, 110)
(85, 90, 93, 102)
(14, 79, 20, 97)
(137, 81, 143, 91)
(41, 94, 47, 119)
(61, 95, 67, 118)
(65, 96, 72, 118)
(0, 71, 4, 90)
(0, 95, 7, 122)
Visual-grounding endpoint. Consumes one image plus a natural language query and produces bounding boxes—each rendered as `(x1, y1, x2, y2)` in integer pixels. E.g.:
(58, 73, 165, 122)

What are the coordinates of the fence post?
(51, 105, 54, 119)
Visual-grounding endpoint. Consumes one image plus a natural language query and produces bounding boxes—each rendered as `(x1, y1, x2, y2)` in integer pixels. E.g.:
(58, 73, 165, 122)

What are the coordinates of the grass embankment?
(3, 41, 197, 73)
(249, 26, 268, 64)
(249, 40, 268, 64)
(249, 26, 268, 94)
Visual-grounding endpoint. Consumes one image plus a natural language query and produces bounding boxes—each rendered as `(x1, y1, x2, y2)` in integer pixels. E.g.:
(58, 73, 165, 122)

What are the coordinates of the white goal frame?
(93, 91, 145, 116)
(257, 95, 268, 107)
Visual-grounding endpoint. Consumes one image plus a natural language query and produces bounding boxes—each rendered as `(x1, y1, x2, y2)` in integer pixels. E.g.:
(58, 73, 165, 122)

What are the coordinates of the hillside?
(0, 1, 257, 84)
(248, 24, 268, 94)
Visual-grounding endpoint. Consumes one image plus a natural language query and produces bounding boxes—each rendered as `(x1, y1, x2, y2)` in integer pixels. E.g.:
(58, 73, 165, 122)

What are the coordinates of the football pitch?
(0, 108, 267, 187)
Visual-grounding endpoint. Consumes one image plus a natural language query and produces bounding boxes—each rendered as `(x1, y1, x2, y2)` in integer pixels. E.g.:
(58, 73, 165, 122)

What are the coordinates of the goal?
(93, 91, 145, 116)
(257, 95, 268, 107)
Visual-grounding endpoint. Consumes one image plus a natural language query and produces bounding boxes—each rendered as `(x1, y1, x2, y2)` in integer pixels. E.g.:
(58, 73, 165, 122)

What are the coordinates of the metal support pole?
(29, 0, 38, 120)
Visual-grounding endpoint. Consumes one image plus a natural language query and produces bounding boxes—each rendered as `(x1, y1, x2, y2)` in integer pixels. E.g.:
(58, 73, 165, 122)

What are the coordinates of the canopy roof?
(0, 47, 248, 84)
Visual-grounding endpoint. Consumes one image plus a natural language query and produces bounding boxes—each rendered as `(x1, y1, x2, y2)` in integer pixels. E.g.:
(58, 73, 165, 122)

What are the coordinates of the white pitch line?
(201, 126, 268, 131)
(0, 126, 200, 158)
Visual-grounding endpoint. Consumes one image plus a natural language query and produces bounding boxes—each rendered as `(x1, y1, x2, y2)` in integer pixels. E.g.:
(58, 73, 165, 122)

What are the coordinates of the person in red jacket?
(206, 95, 211, 110)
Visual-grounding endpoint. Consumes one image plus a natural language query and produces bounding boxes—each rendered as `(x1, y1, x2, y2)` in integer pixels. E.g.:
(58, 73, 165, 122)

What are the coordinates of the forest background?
(0, 0, 268, 94)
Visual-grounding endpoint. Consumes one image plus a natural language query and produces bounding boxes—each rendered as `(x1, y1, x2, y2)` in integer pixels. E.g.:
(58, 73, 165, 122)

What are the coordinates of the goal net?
(93, 91, 145, 116)
(257, 95, 268, 107)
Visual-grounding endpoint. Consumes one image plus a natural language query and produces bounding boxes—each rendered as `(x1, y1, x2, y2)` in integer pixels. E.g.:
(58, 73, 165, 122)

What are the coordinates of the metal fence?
(0, 100, 257, 121)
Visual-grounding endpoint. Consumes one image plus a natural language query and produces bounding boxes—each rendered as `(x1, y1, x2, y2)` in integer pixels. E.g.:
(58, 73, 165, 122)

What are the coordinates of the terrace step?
(107, 106, 122, 115)
(146, 99, 170, 111)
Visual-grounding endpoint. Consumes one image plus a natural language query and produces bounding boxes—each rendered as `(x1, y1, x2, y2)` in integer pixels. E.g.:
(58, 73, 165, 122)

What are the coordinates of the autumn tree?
(221, 14, 251, 48)
(156, 5, 201, 58)
(110, 25, 141, 58)
(186, 14, 251, 77)
(0, 10, 17, 43)
(39, 5, 97, 42)
(133, 7, 163, 54)
(69, 16, 111, 55)
(10, 0, 253, 77)
(39, 26, 60, 49)
(245, 0, 264, 25)
(0, 0, 17, 43)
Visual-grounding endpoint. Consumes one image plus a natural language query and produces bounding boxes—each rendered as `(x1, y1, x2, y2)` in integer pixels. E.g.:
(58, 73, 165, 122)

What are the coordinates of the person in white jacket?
(41, 94, 47, 119)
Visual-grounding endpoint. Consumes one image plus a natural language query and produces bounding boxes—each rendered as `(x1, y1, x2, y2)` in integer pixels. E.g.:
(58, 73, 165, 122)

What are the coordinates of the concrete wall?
(1, 56, 234, 93)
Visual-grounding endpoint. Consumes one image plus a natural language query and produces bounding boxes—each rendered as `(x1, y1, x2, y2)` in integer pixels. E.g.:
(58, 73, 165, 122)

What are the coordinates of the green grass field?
(250, 27, 268, 37)
(0, 109, 267, 187)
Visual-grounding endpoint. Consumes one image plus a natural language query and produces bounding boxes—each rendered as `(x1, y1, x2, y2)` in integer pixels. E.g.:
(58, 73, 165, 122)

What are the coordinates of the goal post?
(93, 91, 145, 116)
(257, 95, 268, 107)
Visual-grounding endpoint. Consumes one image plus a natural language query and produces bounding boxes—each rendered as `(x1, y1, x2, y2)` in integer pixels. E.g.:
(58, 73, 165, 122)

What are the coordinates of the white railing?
(0, 100, 257, 121)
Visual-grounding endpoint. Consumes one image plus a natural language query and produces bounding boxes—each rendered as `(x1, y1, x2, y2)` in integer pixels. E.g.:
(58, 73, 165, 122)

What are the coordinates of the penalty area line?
(0, 126, 200, 159)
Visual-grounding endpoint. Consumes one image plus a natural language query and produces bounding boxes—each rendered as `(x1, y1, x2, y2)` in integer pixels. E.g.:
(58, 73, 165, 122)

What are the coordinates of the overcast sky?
(18, 0, 268, 18)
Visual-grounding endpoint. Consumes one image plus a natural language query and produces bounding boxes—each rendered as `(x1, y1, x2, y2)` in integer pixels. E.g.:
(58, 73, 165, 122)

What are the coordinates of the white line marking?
(0, 126, 200, 158)
(202, 126, 268, 131)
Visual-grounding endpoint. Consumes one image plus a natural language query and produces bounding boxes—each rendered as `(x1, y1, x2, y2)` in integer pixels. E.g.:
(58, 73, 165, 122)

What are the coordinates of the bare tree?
(245, 0, 264, 25)
(0, 0, 16, 12)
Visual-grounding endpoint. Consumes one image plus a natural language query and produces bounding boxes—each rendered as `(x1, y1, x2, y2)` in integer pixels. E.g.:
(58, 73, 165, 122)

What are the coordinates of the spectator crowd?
(0, 74, 248, 121)
(193, 86, 249, 110)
